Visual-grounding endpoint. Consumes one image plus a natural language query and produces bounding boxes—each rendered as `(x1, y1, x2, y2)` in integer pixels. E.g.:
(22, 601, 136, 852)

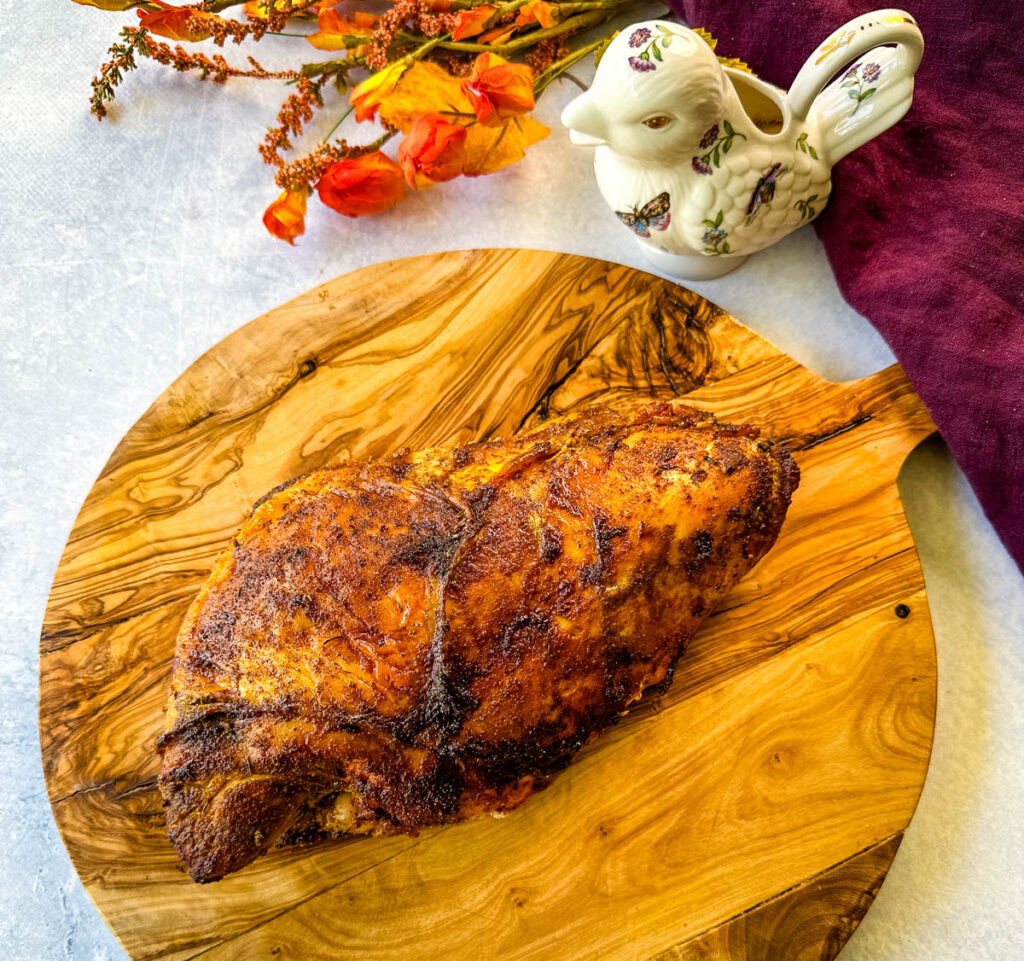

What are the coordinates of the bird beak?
(561, 93, 608, 147)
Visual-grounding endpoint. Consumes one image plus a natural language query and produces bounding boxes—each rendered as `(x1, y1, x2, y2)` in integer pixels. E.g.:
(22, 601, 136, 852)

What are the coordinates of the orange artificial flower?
(461, 53, 535, 126)
(308, 9, 378, 54)
(397, 114, 468, 189)
(369, 59, 550, 177)
(478, 25, 516, 46)
(514, 1, 557, 29)
(262, 189, 308, 245)
(349, 60, 408, 123)
(316, 153, 406, 217)
(137, 2, 219, 42)
(452, 5, 496, 41)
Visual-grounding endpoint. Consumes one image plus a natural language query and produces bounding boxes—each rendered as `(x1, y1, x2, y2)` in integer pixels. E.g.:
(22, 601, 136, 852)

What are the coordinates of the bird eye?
(642, 115, 671, 129)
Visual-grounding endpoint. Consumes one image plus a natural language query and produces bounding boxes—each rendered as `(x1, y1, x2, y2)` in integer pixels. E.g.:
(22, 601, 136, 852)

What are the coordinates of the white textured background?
(1, 3, 1022, 959)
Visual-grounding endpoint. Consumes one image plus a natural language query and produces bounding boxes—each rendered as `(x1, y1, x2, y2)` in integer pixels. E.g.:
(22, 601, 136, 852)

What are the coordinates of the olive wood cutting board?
(40, 249, 937, 961)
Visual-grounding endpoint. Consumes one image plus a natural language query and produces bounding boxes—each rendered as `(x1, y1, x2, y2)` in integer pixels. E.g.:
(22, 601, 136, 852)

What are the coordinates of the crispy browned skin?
(158, 401, 799, 882)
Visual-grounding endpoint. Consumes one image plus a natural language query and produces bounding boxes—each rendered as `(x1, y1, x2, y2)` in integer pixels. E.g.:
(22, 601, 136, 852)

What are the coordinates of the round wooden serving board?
(40, 250, 937, 961)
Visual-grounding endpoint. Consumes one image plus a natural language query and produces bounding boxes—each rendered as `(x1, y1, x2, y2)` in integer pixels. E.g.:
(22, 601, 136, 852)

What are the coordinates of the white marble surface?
(1, 5, 1022, 959)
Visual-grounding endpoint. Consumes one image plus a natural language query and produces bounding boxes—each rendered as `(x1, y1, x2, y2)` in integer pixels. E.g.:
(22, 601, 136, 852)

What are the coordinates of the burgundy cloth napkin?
(668, 0, 1024, 570)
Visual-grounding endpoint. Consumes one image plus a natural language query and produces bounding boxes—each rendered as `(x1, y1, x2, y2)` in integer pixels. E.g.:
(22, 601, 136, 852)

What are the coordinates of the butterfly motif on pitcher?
(745, 164, 787, 225)
(616, 192, 671, 238)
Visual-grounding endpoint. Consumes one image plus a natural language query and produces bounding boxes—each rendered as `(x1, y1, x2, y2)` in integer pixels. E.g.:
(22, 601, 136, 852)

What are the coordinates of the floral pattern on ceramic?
(615, 192, 671, 237)
(561, 11, 923, 280)
(701, 210, 730, 254)
(627, 24, 676, 73)
(794, 194, 821, 220)
(841, 62, 881, 115)
(796, 132, 819, 159)
(691, 121, 746, 174)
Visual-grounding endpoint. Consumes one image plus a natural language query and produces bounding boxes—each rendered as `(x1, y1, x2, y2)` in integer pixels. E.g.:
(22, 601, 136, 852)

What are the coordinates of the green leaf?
(703, 219, 717, 228)
(842, 79, 857, 88)
(640, 51, 649, 61)
(809, 145, 818, 159)
(862, 87, 876, 100)
(807, 194, 818, 202)
(723, 119, 734, 136)
(712, 147, 720, 165)
(848, 89, 860, 100)
(714, 210, 723, 226)
(652, 46, 663, 62)
(722, 242, 731, 253)
(657, 24, 673, 34)
(723, 138, 732, 154)
(662, 37, 672, 48)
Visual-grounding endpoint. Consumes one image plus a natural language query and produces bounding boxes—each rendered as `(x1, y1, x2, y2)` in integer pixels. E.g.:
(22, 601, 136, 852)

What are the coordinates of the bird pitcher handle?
(788, 9, 923, 164)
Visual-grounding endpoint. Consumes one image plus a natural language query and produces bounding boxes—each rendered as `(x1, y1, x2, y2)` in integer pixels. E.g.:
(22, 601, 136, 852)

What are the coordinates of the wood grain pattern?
(39, 249, 937, 961)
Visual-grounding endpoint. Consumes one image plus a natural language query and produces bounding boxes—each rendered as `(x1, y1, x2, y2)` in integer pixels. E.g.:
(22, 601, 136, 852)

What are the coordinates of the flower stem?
(505, 9, 616, 53)
(395, 8, 617, 56)
(548, 0, 639, 14)
(322, 104, 355, 142)
(368, 129, 398, 152)
(300, 55, 365, 80)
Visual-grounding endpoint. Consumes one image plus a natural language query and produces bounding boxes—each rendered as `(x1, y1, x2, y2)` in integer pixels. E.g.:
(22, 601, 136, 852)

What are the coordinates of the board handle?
(841, 362, 937, 463)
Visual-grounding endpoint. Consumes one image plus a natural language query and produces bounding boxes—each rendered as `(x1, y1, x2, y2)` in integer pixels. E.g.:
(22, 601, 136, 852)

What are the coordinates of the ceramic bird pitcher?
(561, 10, 923, 279)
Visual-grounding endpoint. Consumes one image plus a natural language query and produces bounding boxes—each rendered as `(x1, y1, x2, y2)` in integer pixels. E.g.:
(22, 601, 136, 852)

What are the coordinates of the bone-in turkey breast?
(158, 401, 799, 882)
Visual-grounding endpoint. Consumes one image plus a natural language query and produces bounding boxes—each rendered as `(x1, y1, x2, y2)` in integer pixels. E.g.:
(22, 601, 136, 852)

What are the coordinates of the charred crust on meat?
(589, 511, 627, 583)
(692, 531, 714, 562)
(251, 474, 307, 513)
(392, 527, 462, 573)
(158, 401, 800, 881)
(540, 525, 563, 563)
(464, 485, 496, 523)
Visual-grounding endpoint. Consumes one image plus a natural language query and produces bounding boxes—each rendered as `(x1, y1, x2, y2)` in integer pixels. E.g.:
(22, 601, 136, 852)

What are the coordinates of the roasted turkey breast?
(158, 401, 799, 881)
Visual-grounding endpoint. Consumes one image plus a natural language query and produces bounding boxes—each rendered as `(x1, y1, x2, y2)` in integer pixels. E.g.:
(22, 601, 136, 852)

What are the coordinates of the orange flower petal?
(514, 0, 556, 29)
(316, 152, 405, 217)
(137, 2, 219, 42)
(478, 25, 517, 46)
(452, 5, 496, 41)
(397, 114, 468, 189)
(460, 114, 549, 176)
(308, 8, 378, 53)
(366, 59, 548, 178)
(349, 60, 408, 123)
(262, 189, 307, 245)
(461, 52, 535, 126)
